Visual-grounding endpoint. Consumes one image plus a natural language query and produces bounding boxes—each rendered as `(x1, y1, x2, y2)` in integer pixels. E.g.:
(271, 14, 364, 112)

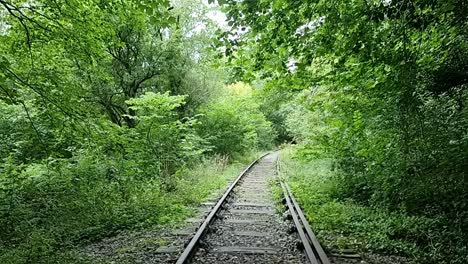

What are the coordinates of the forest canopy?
(0, 0, 274, 262)
(218, 0, 468, 214)
(217, 0, 467, 262)
(0, 0, 467, 263)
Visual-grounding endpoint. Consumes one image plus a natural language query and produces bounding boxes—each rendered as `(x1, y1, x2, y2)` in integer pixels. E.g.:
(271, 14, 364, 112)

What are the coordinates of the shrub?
(197, 82, 275, 157)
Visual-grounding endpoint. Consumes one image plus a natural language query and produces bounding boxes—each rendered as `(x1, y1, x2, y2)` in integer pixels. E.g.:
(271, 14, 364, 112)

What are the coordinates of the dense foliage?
(197, 82, 275, 155)
(0, 1, 274, 262)
(1, 0, 467, 262)
(219, 0, 467, 262)
(280, 147, 467, 264)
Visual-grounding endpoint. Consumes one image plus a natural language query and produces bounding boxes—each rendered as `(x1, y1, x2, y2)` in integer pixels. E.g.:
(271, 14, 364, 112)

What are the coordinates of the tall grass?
(279, 146, 467, 264)
(0, 152, 258, 263)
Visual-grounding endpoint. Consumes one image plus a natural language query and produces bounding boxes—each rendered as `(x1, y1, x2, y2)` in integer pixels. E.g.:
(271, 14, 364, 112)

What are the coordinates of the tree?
(219, 0, 468, 216)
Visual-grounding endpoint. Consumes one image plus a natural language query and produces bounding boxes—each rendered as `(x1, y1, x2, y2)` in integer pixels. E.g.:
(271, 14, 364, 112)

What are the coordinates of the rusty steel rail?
(175, 153, 270, 264)
(277, 155, 330, 264)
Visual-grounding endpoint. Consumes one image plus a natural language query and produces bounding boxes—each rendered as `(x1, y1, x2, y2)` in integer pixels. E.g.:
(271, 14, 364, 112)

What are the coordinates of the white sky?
(201, 0, 228, 28)
(207, 10, 228, 28)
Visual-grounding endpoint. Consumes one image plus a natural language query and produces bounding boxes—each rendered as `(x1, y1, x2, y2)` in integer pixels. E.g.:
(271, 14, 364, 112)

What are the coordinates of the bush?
(280, 146, 468, 264)
(197, 82, 275, 157)
(0, 143, 257, 263)
(126, 92, 206, 183)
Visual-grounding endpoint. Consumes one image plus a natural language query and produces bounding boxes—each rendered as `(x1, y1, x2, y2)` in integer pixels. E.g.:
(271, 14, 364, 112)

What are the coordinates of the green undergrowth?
(0, 152, 257, 264)
(173, 152, 258, 209)
(279, 147, 467, 264)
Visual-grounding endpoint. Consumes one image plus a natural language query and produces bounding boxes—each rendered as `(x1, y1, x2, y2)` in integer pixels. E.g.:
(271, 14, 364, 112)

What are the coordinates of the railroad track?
(170, 152, 330, 264)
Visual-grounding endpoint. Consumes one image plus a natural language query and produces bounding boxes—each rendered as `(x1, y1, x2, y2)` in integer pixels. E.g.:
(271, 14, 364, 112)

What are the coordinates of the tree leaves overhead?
(0, 0, 467, 263)
(221, 1, 468, 262)
(0, 1, 276, 262)
(0, 0, 177, 123)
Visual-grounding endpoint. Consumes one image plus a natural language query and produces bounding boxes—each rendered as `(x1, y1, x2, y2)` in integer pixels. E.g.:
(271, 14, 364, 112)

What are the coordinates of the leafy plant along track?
(176, 152, 330, 264)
